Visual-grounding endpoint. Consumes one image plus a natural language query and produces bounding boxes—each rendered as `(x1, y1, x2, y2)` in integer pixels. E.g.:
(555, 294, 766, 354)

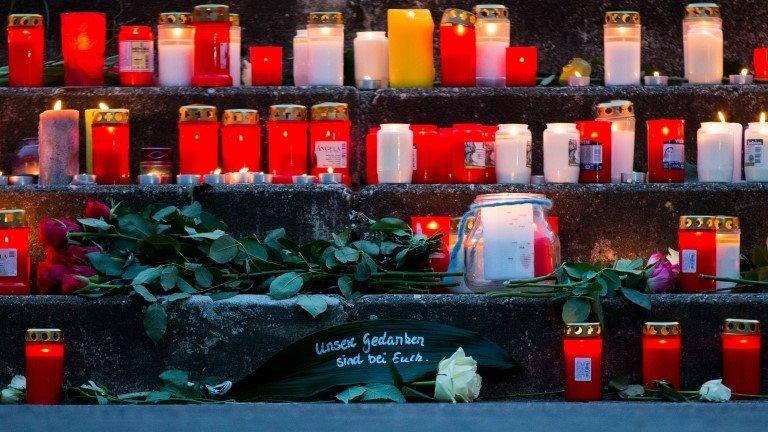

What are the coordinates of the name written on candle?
(314, 331, 427, 368)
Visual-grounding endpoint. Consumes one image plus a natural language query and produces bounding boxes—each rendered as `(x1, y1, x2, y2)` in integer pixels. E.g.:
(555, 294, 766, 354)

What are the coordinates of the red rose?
(36, 262, 67, 294)
(61, 274, 89, 295)
(84, 200, 111, 220)
(44, 247, 70, 265)
(66, 245, 100, 265)
(39, 218, 81, 249)
(71, 265, 97, 278)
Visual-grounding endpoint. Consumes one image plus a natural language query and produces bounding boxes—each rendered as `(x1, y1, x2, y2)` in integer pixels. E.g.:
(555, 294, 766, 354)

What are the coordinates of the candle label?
(464, 142, 495, 168)
(119, 41, 155, 72)
(745, 139, 765, 167)
(568, 139, 580, 166)
(526, 140, 532, 168)
(579, 140, 603, 170)
(0, 249, 18, 277)
(574, 357, 592, 382)
(662, 139, 685, 169)
(481, 204, 534, 280)
(315, 141, 348, 168)
(681, 249, 697, 273)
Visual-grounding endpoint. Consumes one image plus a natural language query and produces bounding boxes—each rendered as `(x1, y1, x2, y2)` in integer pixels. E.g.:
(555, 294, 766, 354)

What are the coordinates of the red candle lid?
(26, 328, 62, 342)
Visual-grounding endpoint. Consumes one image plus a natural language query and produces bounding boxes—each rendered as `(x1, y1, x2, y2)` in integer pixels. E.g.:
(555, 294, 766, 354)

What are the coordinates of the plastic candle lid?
(223, 109, 259, 125)
(229, 13, 240, 26)
(269, 104, 307, 121)
(565, 322, 602, 338)
(8, 14, 43, 27)
(440, 9, 476, 26)
(596, 100, 634, 118)
(472, 4, 509, 19)
(643, 322, 681, 336)
(311, 103, 349, 121)
(678, 215, 717, 230)
(308, 12, 343, 25)
(723, 319, 761, 335)
(192, 4, 230, 23)
(684, 3, 720, 18)
(158, 12, 192, 25)
(604, 11, 640, 25)
(714, 216, 740, 232)
(0, 209, 25, 228)
(92, 109, 130, 124)
(179, 105, 217, 122)
(26, 329, 63, 342)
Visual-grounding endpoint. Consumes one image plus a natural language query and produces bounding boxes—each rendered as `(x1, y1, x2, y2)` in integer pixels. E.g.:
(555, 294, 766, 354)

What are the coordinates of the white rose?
(9, 375, 25, 391)
(699, 379, 731, 402)
(434, 347, 483, 403)
(241, 59, 252, 86)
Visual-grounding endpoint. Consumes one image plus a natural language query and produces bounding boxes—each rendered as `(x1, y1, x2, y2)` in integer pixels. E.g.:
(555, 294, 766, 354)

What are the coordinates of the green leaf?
(562, 297, 592, 323)
(264, 228, 287, 249)
(336, 386, 366, 403)
(145, 391, 172, 403)
(241, 239, 268, 261)
(118, 213, 151, 238)
(209, 235, 240, 264)
(176, 278, 198, 294)
(369, 218, 410, 233)
(564, 262, 596, 280)
(379, 242, 399, 255)
(619, 384, 646, 399)
(78, 218, 113, 231)
(332, 229, 350, 247)
(269, 272, 304, 299)
(359, 383, 405, 403)
(401, 385, 435, 401)
(194, 267, 213, 288)
(620, 288, 651, 310)
(209, 291, 239, 301)
(539, 74, 556, 86)
(355, 260, 372, 281)
(163, 292, 191, 302)
(183, 229, 226, 240)
(295, 295, 328, 318)
(133, 266, 162, 286)
(338, 276, 354, 298)
(608, 375, 629, 391)
(143, 303, 167, 344)
(180, 202, 202, 218)
(132, 285, 157, 303)
(160, 266, 178, 291)
(152, 206, 179, 221)
(87, 253, 123, 277)
(159, 369, 189, 389)
(334, 247, 360, 263)
(352, 240, 380, 256)
(750, 246, 768, 268)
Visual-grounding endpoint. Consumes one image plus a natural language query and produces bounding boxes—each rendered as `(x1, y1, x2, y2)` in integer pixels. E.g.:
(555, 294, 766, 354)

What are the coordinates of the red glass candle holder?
(412, 125, 440, 184)
(366, 127, 380, 185)
(222, 109, 261, 173)
(61, 12, 106, 86)
(678, 215, 717, 293)
(310, 103, 351, 185)
(0, 210, 30, 294)
(250, 46, 283, 86)
(268, 104, 309, 183)
(439, 9, 477, 87)
(118, 25, 155, 86)
(564, 322, 603, 401)
(577, 120, 612, 184)
(754, 48, 768, 80)
(411, 216, 451, 272)
(91, 109, 131, 184)
(506, 46, 538, 87)
(642, 322, 682, 389)
(451, 123, 493, 184)
(178, 105, 219, 176)
(191, 4, 232, 87)
(7, 14, 44, 87)
(547, 215, 560, 236)
(25, 329, 64, 404)
(647, 119, 685, 183)
(722, 319, 761, 397)
(438, 128, 455, 183)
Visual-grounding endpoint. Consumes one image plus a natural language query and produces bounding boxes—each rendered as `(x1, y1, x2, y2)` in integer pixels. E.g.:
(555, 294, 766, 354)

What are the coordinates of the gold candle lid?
(715, 216, 740, 232)
(311, 102, 349, 121)
(223, 109, 259, 125)
(679, 215, 717, 230)
(159, 12, 192, 25)
(229, 13, 240, 26)
(8, 14, 43, 27)
(192, 4, 230, 22)
(0, 209, 25, 228)
(565, 322, 602, 338)
(724, 318, 761, 335)
(179, 104, 217, 122)
(643, 321, 681, 336)
(685, 3, 721, 18)
(605, 11, 641, 25)
(596, 100, 634, 118)
(26, 328, 63, 342)
(308, 12, 343, 25)
(441, 9, 476, 26)
(92, 109, 130, 125)
(269, 104, 307, 121)
(472, 4, 509, 19)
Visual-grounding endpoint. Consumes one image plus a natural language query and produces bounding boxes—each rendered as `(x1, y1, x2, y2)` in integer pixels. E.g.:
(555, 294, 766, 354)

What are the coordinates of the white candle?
(715, 217, 740, 290)
(39, 100, 80, 186)
(137, 173, 161, 185)
(157, 13, 195, 87)
(480, 200, 535, 281)
(377, 124, 413, 183)
(293, 29, 309, 86)
(176, 174, 201, 185)
(644, 71, 669, 86)
(353, 31, 389, 89)
(683, 5, 723, 84)
(292, 174, 317, 185)
(227, 169, 252, 184)
(252, 172, 274, 184)
(596, 100, 636, 183)
(603, 11, 641, 86)
(307, 12, 344, 86)
(71, 173, 96, 185)
(229, 18, 242, 86)
(204, 169, 226, 185)
(543, 123, 580, 183)
(495, 124, 531, 184)
(697, 120, 737, 182)
(9, 175, 34, 186)
(567, 72, 590, 86)
(473, 5, 510, 87)
(744, 114, 768, 181)
(729, 68, 753, 85)
(319, 167, 343, 184)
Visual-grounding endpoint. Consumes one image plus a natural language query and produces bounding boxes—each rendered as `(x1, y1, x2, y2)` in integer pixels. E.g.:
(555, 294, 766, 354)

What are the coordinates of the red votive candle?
(178, 105, 219, 176)
(439, 9, 477, 87)
(0, 210, 30, 295)
(438, 128, 454, 183)
(506, 46, 538, 87)
(564, 322, 603, 402)
(754, 48, 768, 80)
(722, 318, 762, 397)
(451, 123, 492, 184)
(647, 119, 685, 183)
(678, 215, 717, 293)
(191, 4, 232, 87)
(7, 14, 45, 87)
(310, 103, 351, 185)
(118, 25, 155, 86)
(60, 12, 106, 86)
(250, 46, 283, 86)
(642, 322, 682, 389)
(91, 109, 131, 184)
(25, 329, 64, 404)
(411, 125, 440, 184)
(411, 216, 451, 272)
(222, 109, 261, 173)
(366, 127, 380, 185)
(268, 104, 309, 183)
(577, 120, 612, 184)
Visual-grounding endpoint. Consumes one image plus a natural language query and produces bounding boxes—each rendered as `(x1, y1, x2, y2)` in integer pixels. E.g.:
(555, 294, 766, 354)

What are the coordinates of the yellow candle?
(387, 9, 434, 88)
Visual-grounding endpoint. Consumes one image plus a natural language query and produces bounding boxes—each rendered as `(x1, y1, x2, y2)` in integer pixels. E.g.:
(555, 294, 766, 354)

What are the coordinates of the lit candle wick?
(761, 112, 766, 123)
(718, 111, 726, 123)
(98, 102, 109, 110)
(653, 71, 660, 77)
(741, 68, 749, 76)
(213, 168, 221, 175)
(239, 167, 249, 173)
(327, 167, 334, 174)
(574, 71, 582, 78)
(53, 100, 63, 110)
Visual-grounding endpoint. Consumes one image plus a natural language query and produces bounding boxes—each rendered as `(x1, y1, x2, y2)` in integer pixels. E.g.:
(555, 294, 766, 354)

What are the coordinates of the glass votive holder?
(71, 174, 97, 186)
(644, 72, 669, 86)
(227, 170, 253, 184)
(204, 171, 226, 185)
(9, 175, 34, 186)
(12, 138, 39, 176)
(0, 173, 8, 185)
(567, 74, 590, 86)
(252, 172, 274, 184)
(729, 70, 754, 85)
(137, 174, 162, 185)
(176, 174, 201, 185)
(621, 172, 647, 184)
(318, 169, 343, 184)
(140, 147, 173, 184)
(292, 174, 317, 185)
(530, 174, 546, 185)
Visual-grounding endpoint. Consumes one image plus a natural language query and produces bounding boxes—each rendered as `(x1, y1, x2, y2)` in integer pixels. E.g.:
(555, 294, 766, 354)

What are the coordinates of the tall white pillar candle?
(603, 11, 641, 86)
(596, 100, 636, 183)
(157, 13, 195, 87)
(543, 123, 580, 183)
(293, 29, 309, 86)
(377, 124, 413, 183)
(495, 124, 531, 184)
(39, 101, 80, 185)
(229, 15, 242, 86)
(744, 115, 768, 181)
(697, 121, 736, 182)
(307, 12, 344, 86)
(473, 4, 510, 87)
(353, 31, 389, 89)
(683, 4, 723, 84)
(715, 217, 740, 290)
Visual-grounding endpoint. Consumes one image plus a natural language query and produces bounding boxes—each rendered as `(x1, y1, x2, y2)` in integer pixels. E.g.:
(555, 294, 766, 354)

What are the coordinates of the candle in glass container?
(683, 3, 723, 84)
(647, 119, 685, 183)
(84, 102, 109, 175)
(38, 100, 79, 185)
(229, 13, 241, 86)
(140, 147, 173, 184)
(564, 323, 603, 402)
(388, 9, 435, 88)
(473, 5, 510, 87)
(310, 103, 351, 185)
(25, 329, 64, 404)
(204, 168, 226, 185)
(729, 68, 753, 85)
(60, 12, 106, 86)
(191, 4, 232, 87)
(221, 109, 260, 173)
(568, 71, 590, 87)
(268, 104, 309, 183)
(307, 12, 344, 86)
(157, 12, 194, 87)
(543, 123, 580, 183)
(0, 210, 30, 295)
(354, 31, 389, 89)
(577, 120, 612, 184)
(495, 124, 531, 184)
(178, 105, 219, 175)
(7, 14, 44, 87)
(754, 48, 768, 80)
(744, 112, 768, 181)
(722, 318, 761, 397)
(366, 126, 380, 184)
(642, 322, 682, 389)
(411, 125, 440, 184)
(678, 215, 717, 293)
(644, 71, 669, 86)
(91, 108, 130, 185)
(293, 29, 309, 86)
(697, 114, 740, 182)
(604, 11, 641, 86)
(439, 9, 477, 87)
(411, 216, 451, 272)
(596, 100, 635, 183)
(505, 46, 537, 87)
(451, 123, 493, 184)
(715, 216, 740, 291)
(249, 46, 283, 86)
(377, 124, 413, 183)
(118, 25, 155, 86)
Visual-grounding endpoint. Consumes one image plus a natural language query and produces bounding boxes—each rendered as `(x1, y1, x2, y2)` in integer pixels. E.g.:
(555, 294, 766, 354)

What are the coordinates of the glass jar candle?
(473, 4, 510, 87)
(366, 126, 380, 184)
(354, 31, 389, 89)
(715, 216, 740, 291)
(140, 147, 173, 184)
(642, 322, 682, 389)
(683, 3, 723, 84)
(307, 12, 344, 86)
(91, 109, 130, 184)
(495, 124, 531, 184)
(310, 103, 351, 185)
(412, 125, 440, 184)
(697, 120, 740, 182)
(603, 11, 641, 86)
(744, 114, 768, 181)
(222, 109, 260, 173)
(178, 105, 219, 176)
(577, 120, 612, 184)
(451, 123, 494, 184)
(191, 4, 232, 87)
(250, 46, 283, 86)
(439, 9, 477, 87)
(388, 9, 435, 88)
(268, 104, 309, 183)
(229, 13, 241, 86)
(7, 14, 44, 87)
(293, 29, 309, 86)
(596, 100, 635, 183)
(564, 322, 603, 402)
(157, 12, 194, 87)
(505, 46, 537, 87)
(118, 25, 155, 86)
(60, 12, 106, 86)
(647, 119, 685, 183)
(722, 318, 761, 397)
(25, 329, 64, 404)
(377, 124, 413, 183)
(0, 210, 30, 294)
(464, 193, 560, 291)
(543, 123, 580, 183)
(411, 216, 452, 272)
(755, 48, 768, 80)
(678, 215, 717, 293)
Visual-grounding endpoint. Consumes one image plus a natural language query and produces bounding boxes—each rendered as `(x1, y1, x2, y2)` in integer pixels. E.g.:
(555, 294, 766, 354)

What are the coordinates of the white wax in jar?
(611, 129, 635, 183)
(307, 26, 344, 86)
(377, 124, 413, 183)
(715, 231, 740, 290)
(543, 123, 580, 183)
(744, 122, 768, 181)
(476, 41, 508, 87)
(158, 25, 194, 87)
(353, 31, 389, 88)
(230, 25, 242, 86)
(697, 122, 737, 182)
(293, 29, 309, 86)
(481, 204, 535, 280)
(495, 124, 531, 184)
(604, 41, 641, 85)
(684, 23, 723, 84)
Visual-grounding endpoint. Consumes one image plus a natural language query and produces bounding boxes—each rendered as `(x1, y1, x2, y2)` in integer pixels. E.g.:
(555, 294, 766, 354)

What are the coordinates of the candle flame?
(213, 168, 221, 175)
(574, 71, 582, 78)
(239, 167, 249, 173)
(41, 348, 50, 353)
(407, 10, 416, 18)
(741, 68, 749, 76)
(653, 71, 660, 77)
(327, 167, 334, 174)
(53, 100, 62, 111)
(662, 126, 670, 136)
(485, 22, 498, 35)
(426, 220, 439, 230)
(762, 112, 767, 123)
(98, 102, 109, 110)
(590, 131, 599, 139)
(718, 111, 726, 123)
(518, 56, 525, 63)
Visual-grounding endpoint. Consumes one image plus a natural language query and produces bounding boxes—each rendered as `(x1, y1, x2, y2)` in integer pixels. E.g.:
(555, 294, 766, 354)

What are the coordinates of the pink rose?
(36, 262, 67, 294)
(646, 251, 680, 294)
(71, 265, 97, 278)
(84, 200, 111, 220)
(39, 218, 81, 249)
(61, 274, 89, 295)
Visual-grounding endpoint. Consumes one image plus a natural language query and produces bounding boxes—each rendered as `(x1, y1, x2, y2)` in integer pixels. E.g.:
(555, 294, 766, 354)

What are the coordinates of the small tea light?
(8, 175, 33, 186)
(137, 173, 162, 185)
(644, 71, 669, 86)
(358, 75, 382, 90)
(227, 168, 253, 184)
(318, 167, 343, 184)
(204, 169, 226, 185)
(567, 71, 590, 87)
(530, 174, 546, 185)
(176, 174, 201, 185)
(292, 174, 317, 185)
(71, 173, 96, 186)
(252, 172, 274, 184)
(0, 172, 8, 186)
(729, 68, 754, 85)
(621, 172, 647, 184)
